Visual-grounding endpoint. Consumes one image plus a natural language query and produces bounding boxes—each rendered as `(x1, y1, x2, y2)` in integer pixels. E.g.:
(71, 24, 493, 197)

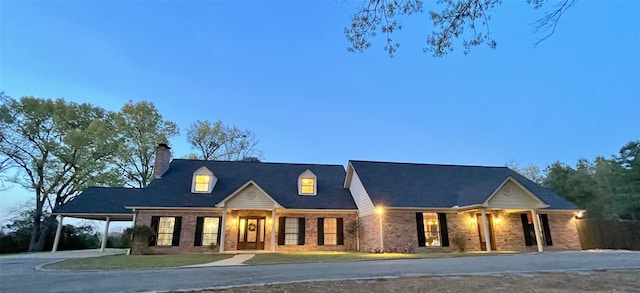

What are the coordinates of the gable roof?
(143, 160, 355, 209)
(54, 160, 357, 215)
(349, 160, 580, 210)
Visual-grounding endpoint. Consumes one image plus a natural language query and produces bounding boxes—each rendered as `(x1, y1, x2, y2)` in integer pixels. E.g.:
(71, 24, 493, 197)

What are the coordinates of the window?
(278, 217, 305, 245)
(301, 178, 315, 194)
(416, 213, 449, 247)
(323, 218, 337, 245)
(202, 217, 220, 246)
(422, 213, 441, 247)
(520, 213, 553, 246)
(191, 166, 217, 193)
(194, 217, 221, 247)
(150, 216, 182, 247)
(317, 218, 344, 245)
(194, 175, 210, 192)
(298, 169, 317, 195)
(285, 218, 299, 245)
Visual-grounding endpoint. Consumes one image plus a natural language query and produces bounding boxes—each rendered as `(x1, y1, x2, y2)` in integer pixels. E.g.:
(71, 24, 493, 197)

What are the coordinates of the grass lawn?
(244, 251, 506, 265)
(44, 254, 233, 270)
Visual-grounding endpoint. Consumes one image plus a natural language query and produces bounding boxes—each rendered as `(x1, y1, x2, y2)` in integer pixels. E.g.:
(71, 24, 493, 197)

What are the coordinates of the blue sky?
(1, 0, 639, 224)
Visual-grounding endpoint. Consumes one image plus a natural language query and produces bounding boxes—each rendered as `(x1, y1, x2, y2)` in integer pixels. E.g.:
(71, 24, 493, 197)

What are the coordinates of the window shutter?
(217, 216, 223, 246)
(172, 217, 182, 246)
(317, 218, 324, 245)
(521, 213, 533, 246)
(336, 218, 344, 245)
(194, 217, 204, 246)
(149, 216, 160, 246)
(540, 214, 553, 246)
(278, 217, 285, 245)
(298, 218, 305, 245)
(415, 213, 425, 247)
(438, 213, 449, 247)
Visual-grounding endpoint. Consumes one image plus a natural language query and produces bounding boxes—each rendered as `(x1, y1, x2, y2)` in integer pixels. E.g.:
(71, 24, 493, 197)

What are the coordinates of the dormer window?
(191, 166, 217, 193)
(194, 175, 210, 192)
(298, 169, 317, 195)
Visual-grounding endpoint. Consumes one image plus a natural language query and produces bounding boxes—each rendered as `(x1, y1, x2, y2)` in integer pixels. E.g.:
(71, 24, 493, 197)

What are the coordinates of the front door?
(477, 213, 497, 251)
(237, 216, 265, 250)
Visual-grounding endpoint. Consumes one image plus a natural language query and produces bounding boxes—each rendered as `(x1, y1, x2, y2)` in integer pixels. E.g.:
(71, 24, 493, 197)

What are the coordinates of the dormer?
(191, 166, 217, 193)
(298, 169, 317, 196)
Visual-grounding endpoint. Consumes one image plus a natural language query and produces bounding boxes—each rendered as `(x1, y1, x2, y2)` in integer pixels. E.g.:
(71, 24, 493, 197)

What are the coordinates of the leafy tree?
(186, 120, 261, 161)
(113, 101, 179, 188)
(0, 96, 120, 251)
(543, 141, 640, 220)
(346, 0, 576, 57)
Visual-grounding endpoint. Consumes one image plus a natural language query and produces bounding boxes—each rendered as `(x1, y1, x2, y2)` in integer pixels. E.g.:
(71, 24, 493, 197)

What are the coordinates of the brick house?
(53, 144, 583, 254)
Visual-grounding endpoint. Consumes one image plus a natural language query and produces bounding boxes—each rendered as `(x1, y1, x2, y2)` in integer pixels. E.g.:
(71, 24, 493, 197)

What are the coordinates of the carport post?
(531, 209, 544, 252)
(51, 215, 64, 252)
(481, 208, 492, 252)
(101, 216, 110, 252)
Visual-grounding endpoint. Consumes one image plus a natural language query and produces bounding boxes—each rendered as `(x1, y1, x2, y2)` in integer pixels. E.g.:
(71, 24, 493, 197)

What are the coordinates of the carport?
(51, 187, 139, 252)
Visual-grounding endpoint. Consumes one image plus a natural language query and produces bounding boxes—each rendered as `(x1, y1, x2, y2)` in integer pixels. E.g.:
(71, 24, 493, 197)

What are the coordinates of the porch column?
(131, 209, 137, 226)
(51, 216, 64, 252)
(531, 209, 544, 252)
(481, 208, 492, 252)
(271, 208, 276, 252)
(219, 209, 226, 253)
(101, 217, 110, 252)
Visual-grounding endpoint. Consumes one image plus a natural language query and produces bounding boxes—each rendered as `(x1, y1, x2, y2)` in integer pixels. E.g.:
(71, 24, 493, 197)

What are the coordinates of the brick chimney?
(153, 143, 172, 179)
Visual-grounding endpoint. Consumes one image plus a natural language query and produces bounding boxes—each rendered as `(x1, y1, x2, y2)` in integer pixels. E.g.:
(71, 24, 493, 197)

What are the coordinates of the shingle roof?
(54, 160, 357, 215)
(52, 187, 143, 219)
(349, 160, 580, 210)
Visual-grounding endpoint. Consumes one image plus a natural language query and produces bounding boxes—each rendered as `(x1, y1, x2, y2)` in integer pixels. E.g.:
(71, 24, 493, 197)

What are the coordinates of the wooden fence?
(575, 219, 640, 250)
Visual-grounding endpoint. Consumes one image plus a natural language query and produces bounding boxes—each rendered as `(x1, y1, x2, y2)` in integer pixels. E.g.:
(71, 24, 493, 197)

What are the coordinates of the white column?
(219, 209, 227, 253)
(51, 216, 64, 252)
(378, 213, 384, 251)
(101, 217, 110, 252)
(131, 210, 137, 227)
(481, 208, 492, 252)
(531, 209, 544, 252)
(271, 209, 277, 252)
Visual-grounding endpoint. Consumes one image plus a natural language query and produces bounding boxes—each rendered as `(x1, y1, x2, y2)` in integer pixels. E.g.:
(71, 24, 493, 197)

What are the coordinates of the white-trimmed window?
(285, 218, 299, 245)
(157, 217, 175, 246)
(323, 218, 337, 245)
(422, 213, 441, 247)
(202, 217, 220, 246)
(298, 169, 317, 195)
(191, 166, 217, 193)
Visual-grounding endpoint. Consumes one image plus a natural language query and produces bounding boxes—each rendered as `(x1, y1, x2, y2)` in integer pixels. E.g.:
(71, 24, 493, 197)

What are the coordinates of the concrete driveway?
(1, 250, 639, 293)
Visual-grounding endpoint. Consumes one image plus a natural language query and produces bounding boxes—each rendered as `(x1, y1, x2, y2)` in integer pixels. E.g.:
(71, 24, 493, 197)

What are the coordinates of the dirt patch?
(177, 270, 640, 293)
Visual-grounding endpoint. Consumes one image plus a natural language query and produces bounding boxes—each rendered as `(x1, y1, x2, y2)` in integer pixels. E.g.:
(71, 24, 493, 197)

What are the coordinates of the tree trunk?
(33, 215, 55, 251)
(27, 209, 43, 252)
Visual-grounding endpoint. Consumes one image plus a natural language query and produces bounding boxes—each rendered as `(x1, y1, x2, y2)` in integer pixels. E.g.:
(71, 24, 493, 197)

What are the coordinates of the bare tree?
(186, 120, 262, 161)
(346, 0, 577, 57)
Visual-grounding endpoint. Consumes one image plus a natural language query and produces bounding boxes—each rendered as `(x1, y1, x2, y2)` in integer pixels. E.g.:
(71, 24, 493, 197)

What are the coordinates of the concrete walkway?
(183, 253, 255, 267)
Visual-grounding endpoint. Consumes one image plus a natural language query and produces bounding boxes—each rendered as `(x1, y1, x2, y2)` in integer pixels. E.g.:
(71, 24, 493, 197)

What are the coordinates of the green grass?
(244, 251, 505, 265)
(44, 254, 233, 270)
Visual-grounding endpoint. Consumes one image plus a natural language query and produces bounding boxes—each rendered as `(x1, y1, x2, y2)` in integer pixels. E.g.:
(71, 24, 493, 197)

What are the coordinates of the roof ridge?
(349, 160, 508, 169)
(171, 159, 344, 167)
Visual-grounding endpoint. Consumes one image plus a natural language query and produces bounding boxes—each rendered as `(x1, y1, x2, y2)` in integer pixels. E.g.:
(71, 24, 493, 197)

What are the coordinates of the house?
(52, 144, 583, 254)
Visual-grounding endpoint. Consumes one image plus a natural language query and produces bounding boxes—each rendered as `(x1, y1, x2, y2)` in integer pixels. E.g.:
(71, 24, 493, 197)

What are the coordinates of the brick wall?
(275, 212, 358, 252)
(132, 210, 223, 255)
(545, 213, 581, 251)
(358, 214, 380, 252)
(131, 209, 357, 254)
(131, 209, 581, 255)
